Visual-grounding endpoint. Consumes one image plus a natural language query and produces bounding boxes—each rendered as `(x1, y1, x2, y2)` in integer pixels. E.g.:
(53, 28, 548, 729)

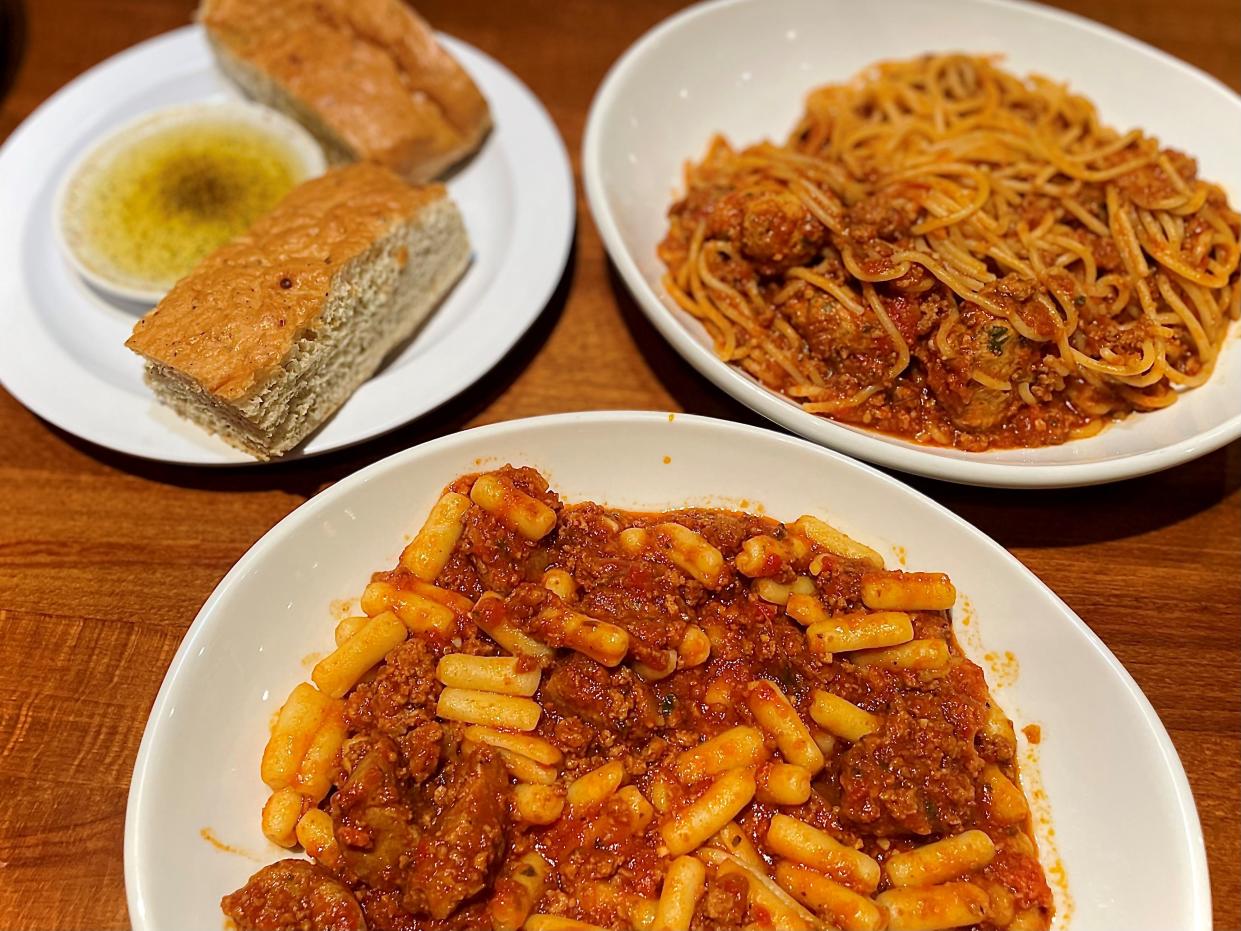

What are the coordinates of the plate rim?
(0, 24, 575, 466)
(122, 409, 1211, 931)
(581, 0, 1241, 489)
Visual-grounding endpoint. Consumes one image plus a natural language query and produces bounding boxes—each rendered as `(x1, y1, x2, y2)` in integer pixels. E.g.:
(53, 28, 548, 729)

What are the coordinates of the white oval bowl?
(124, 411, 1208, 931)
(55, 98, 327, 304)
(582, 0, 1241, 488)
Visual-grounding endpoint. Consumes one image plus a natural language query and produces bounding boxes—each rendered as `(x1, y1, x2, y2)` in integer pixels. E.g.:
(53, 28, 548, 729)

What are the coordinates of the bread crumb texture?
(126, 163, 444, 401)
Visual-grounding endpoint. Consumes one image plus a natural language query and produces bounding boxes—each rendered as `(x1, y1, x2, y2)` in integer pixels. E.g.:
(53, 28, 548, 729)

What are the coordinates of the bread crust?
(199, 0, 491, 181)
(127, 163, 444, 399)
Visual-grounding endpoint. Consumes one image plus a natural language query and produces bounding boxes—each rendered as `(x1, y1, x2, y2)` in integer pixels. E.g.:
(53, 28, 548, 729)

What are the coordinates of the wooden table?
(1, 0, 1237, 927)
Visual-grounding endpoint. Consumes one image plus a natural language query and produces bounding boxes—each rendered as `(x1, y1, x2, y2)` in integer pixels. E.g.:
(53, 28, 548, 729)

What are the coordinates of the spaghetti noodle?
(659, 54, 1241, 449)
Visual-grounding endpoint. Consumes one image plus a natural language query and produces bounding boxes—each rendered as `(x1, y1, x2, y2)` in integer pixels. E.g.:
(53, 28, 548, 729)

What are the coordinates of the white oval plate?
(0, 25, 574, 464)
(125, 411, 1208, 930)
(582, 0, 1241, 488)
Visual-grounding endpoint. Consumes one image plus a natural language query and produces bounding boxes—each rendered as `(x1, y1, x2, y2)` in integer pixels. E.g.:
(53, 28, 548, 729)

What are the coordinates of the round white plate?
(125, 411, 1208, 931)
(582, 0, 1241, 488)
(0, 25, 574, 464)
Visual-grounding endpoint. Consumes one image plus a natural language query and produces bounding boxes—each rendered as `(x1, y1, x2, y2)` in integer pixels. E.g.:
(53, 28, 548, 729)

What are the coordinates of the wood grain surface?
(0, 1, 1237, 928)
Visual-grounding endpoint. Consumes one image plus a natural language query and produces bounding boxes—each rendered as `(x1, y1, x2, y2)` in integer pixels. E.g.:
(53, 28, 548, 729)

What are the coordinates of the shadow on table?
(912, 442, 1241, 549)
(49, 234, 578, 499)
(604, 260, 1241, 547)
(0, 0, 24, 112)
(606, 260, 764, 427)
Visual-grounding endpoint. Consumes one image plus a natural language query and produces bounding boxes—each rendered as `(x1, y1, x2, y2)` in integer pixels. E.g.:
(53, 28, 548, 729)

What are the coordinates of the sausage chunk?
(544, 653, 660, 738)
(221, 859, 365, 931)
(706, 189, 828, 275)
(401, 746, 510, 919)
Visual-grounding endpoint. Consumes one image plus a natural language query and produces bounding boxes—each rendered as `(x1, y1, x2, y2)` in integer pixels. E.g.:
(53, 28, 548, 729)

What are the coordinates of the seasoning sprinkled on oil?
(65, 114, 312, 294)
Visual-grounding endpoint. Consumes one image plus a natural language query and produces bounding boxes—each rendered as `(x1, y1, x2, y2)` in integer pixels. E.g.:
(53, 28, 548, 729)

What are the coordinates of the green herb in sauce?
(987, 325, 1011, 356)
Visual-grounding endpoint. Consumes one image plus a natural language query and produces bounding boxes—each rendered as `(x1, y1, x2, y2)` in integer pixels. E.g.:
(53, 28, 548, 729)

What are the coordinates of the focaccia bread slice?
(199, 0, 491, 182)
(125, 163, 469, 459)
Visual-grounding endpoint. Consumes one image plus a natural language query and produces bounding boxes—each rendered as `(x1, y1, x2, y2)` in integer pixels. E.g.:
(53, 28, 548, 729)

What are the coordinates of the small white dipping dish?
(55, 99, 326, 304)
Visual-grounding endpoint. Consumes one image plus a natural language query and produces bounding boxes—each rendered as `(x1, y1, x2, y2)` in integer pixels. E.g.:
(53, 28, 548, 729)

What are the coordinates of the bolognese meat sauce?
(225, 466, 1052, 931)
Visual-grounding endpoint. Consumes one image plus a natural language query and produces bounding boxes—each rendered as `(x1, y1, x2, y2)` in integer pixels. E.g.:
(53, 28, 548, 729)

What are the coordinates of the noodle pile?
(659, 54, 1241, 448)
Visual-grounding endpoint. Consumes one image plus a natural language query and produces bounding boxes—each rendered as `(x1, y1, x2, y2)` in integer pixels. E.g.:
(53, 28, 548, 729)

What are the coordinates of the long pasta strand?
(657, 53, 1241, 449)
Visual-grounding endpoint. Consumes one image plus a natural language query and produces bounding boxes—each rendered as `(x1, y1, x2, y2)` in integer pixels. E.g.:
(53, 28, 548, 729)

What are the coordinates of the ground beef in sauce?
(837, 702, 986, 836)
(226, 467, 1053, 930)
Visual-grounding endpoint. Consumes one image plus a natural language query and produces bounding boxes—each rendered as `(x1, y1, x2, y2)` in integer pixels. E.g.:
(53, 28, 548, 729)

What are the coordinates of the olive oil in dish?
(58, 101, 325, 302)
(81, 122, 299, 283)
